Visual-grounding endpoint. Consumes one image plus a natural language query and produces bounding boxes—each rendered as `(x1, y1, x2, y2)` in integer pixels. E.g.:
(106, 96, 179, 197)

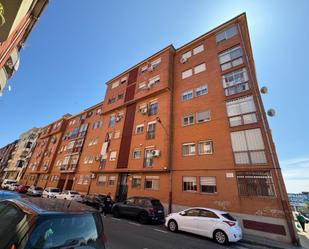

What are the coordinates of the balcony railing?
(99, 159, 106, 170)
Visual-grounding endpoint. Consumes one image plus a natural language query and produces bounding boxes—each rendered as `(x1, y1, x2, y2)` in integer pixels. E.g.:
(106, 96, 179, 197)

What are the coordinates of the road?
(103, 215, 270, 249)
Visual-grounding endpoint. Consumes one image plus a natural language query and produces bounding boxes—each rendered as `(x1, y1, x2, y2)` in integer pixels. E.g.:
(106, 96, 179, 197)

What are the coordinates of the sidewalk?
(295, 221, 309, 249)
(242, 233, 300, 249)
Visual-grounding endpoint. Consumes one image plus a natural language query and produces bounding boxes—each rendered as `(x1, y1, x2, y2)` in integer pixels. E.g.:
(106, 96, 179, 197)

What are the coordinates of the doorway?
(116, 173, 128, 202)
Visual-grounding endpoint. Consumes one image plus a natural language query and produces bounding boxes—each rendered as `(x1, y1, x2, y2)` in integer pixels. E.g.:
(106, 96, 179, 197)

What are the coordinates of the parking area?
(103, 215, 270, 249)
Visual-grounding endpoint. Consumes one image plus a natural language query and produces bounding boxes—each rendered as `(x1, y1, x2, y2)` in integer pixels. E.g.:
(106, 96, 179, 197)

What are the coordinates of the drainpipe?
(238, 22, 299, 246)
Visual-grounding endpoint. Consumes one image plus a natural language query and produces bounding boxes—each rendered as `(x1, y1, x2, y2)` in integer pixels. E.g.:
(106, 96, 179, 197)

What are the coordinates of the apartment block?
(0, 0, 48, 95)
(19, 13, 296, 243)
(0, 139, 19, 179)
(3, 127, 39, 181)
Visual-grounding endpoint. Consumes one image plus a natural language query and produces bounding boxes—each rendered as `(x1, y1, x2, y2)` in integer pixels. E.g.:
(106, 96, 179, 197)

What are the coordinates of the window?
(141, 65, 148, 73)
(196, 110, 211, 123)
(108, 176, 116, 186)
(195, 85, 208, 97)
(181, 51, 192, 60)
(151, 58, 161, 68)
(182, 114, 194, 126)
(148, 75, 160, 87)
(66, 141, 75, 150)
(182, 143, 196, 156)
(198, 141, 213, 154)
(92, 121, 103, 129)
(114, 131, 120, 139)
(222, 68, 249, 96)
(79, 123, 88, 133)
(200, 176, 217, 193)
(193, 44, 204, 55)
(148, 102, 158, 116)
(216, 25, 238, 43)
(218, 46, 243, 71)
(138, 82, 147, 89)
(132, 176, 141, 188)
(135, 124, 144, 134)
(133, 149, 141, 159)
(144, 148, 154, 167)
(75, 138, 84, 147)
(182, 90, 193, 101)
(183, 177, 197, 192)
(109, 115, 116, 128)
(111, 80, 120, 89)
(226, 96, 257, 127)
(230, 128, 267, 164)
(62, 156, 70, 165)
(84, 155, 94, 164)
(144, 176, 159, 190)
(77, 175, 90, 185)
(146, 122, 156, 140)
(182, 69, 193, 79)
(109, 151, 117, 161)
(108, 97, 116, 104)
(194, 63, 206, 74)
(120, 77, 127, 84)
(70, 127, 79, 138)
(97, 175, 107, 185)
(236, 171, 275, 197)
(185, 209, 200, 216)
(117, 93, 124, 100)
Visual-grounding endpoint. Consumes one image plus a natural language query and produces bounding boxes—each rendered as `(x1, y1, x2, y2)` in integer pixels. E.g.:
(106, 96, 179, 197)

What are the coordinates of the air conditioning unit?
(91, 173, 96, 179)
(139, 107, 148, 115)
(95, 155, 101, 161)
(180, 57, 188, 64)
(115, 116, 121, 122)
(152, 149, 161, 157)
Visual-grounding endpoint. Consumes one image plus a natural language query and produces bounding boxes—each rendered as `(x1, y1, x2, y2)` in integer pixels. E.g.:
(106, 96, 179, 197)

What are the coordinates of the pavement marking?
(128, 222, 141, 226)
(111, 217, 121, 221)
(153, 228, 168, 234)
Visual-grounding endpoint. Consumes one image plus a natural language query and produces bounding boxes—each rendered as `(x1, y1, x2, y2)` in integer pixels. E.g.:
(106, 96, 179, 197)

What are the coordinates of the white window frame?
(196, 110, 211, 123)
(109, 151, 117, 161)
(195, 84, 208, 97)
(194, 63, 206, 74)
(182, 143, 196, 156)
(198, 140, 213, 155)
(111, 80, 120, 89)
(182, 114, 194, 126)
(181, 89, 193, 101)
(133, 149, 142, 159)
(193, 44, 204, 55)
(182, 69, 193, 79)
(135, 124, 144, 134)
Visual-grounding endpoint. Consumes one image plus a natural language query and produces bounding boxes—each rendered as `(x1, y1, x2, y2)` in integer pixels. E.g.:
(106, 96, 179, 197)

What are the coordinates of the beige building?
(4, 127, 39, 181)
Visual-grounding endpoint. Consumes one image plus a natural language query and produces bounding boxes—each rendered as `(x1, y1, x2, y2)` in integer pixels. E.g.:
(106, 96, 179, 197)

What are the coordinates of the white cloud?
(280, 157, 309, 193)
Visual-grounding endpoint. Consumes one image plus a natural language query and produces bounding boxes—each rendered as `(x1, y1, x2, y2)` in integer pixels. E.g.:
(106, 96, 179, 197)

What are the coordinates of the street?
(103, 215, 270, 249)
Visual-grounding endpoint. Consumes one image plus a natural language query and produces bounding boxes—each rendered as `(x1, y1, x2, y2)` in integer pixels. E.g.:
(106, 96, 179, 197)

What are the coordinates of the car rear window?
(50, 188, 60, 193)
(0, 203, 27, 247)
(28, 214, 104, 249)
(150, 200, 162, 206)
(221, 213, 237, 221)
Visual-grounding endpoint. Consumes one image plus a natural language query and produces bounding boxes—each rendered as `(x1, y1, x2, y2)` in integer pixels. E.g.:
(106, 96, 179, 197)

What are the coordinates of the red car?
(15, 185, 29, 193)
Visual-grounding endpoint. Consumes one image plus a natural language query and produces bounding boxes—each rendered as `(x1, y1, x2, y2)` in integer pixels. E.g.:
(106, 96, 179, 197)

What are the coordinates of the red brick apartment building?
(20, 13, 296, 243)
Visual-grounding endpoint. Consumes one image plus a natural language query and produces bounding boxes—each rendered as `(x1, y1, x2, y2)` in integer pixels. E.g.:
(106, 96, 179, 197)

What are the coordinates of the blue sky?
(0, 0, 308, 192)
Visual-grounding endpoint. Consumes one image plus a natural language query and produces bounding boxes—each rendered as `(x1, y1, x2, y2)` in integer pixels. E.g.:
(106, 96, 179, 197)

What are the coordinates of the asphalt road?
(103, 215, 270, 249)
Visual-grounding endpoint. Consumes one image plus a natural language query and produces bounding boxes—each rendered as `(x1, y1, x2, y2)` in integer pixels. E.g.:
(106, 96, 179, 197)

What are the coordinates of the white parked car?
(27, 185, 43, 197)
(8, 183, 19, 191)
(1, 179, 17, 190)
(42, 187, 60, 198)
(165, 207, 242, 245)
(57, 190, 82, 202)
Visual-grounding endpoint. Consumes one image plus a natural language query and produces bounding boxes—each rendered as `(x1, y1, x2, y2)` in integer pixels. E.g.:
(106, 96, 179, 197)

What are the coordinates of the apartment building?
(21, 115, 70, 188)
(19, 13, 295, 243)
(0, 0, 48, 95)
(0, 139, 18, 179)
(3, 127, 39, 181)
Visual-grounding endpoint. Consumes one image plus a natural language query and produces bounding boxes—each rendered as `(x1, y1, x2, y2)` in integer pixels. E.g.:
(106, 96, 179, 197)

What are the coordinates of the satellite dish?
(260, 86, 268, 94)
(267, 108, 276, 117)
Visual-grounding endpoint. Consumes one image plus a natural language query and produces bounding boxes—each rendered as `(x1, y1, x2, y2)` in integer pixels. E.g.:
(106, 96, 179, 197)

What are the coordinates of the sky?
(0, 0, 308, 193)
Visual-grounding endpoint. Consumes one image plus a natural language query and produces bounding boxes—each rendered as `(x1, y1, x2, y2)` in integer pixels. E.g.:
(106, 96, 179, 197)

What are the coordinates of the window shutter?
(200, 177, 216, 186)
(230, 131, 248, 151)
(245, 129, 265, 150)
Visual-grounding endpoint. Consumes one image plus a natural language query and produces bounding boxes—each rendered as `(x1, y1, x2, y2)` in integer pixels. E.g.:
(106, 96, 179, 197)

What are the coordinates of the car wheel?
(113, 208, 120, 218)
(168, 220, 178, 232)
(214, 230, 228, 245)
(138, 212, 149, 224)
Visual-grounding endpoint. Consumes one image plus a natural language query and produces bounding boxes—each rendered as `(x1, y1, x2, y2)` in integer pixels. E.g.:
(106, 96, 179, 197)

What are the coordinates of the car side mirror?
(179, 211, 186, 216)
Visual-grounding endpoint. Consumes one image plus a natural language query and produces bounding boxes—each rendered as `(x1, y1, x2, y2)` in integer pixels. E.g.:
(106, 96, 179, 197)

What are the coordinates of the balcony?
(60, 164, 77, 173)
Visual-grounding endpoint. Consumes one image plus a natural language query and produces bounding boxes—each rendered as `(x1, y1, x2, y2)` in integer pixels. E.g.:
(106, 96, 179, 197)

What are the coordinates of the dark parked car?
(83, 194, 114, 213)
(0, 198, 107, 249)
(15, 185, 30, 193)
(112, 196, 165, 224)
(0, 190, 21, 201)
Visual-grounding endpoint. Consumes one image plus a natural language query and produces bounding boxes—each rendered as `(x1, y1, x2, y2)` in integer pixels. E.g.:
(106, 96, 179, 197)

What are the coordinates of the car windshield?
(35, 187, 43, 191)
(150, 200, 162, 206)
(28, 214, 103, 249)
(50, 189, 60, 193)
(221, 213, 237, 221)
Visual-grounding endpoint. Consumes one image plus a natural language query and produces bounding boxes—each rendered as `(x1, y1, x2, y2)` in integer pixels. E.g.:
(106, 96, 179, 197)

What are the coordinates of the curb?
(241, 239, 298, 249)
